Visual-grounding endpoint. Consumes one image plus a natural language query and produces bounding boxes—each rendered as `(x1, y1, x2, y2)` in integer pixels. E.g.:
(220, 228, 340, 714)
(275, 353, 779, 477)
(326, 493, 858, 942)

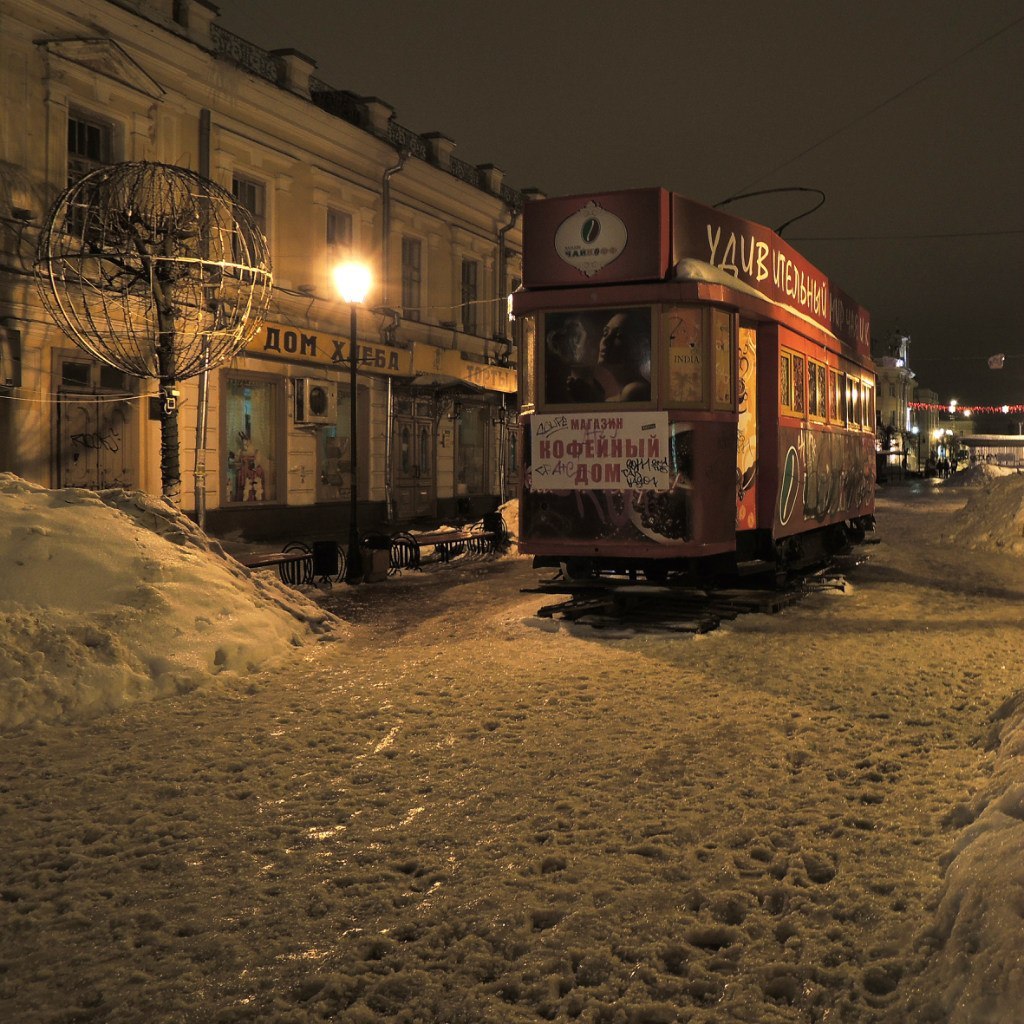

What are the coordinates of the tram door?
(392, 393, 435, 520)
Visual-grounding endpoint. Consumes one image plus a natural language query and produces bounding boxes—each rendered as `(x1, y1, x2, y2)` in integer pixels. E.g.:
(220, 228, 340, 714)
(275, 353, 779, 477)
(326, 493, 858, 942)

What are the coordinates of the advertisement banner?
(531, 411, 670, 490)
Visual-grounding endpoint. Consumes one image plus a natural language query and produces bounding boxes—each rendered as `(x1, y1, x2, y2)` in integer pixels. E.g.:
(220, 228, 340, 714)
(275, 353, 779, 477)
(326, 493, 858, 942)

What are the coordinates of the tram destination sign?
(530, 411, 671, 491)
(671, 195, 870, 354)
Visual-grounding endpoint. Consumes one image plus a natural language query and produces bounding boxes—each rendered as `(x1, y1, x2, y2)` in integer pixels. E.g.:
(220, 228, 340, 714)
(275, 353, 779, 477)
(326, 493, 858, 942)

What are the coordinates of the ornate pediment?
(41, 38, 165, 100)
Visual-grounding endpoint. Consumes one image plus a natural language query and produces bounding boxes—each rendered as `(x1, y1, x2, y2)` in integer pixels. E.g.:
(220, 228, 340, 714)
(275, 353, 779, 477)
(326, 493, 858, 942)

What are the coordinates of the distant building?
(932, 409, 975, 471)
(1, 0, 531, 540)
(910, 386, 939, 472)
(959, 434, 1023, 469)
(873, 329, 915, 477)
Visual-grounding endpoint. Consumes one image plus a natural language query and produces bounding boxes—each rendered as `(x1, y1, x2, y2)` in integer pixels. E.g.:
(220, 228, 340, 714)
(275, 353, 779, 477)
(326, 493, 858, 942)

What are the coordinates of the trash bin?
(311, 540, 340, 578)
(481, 511, 510, 552)
(360, 533, 392, 583)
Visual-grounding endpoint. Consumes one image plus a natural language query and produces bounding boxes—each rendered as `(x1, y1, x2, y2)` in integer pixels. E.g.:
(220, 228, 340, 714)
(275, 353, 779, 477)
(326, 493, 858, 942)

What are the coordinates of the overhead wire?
(730, 12, 1024, 195)
(789, 228, 1024, 242)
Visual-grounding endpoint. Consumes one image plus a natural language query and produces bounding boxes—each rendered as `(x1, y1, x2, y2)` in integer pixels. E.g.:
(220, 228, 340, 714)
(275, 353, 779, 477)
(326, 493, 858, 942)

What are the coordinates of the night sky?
(212, 0, 1024, 413)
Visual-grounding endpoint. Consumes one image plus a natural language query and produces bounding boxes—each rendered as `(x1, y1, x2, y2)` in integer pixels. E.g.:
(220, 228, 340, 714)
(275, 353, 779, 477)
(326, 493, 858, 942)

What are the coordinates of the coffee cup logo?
(554, 201, 627, 277)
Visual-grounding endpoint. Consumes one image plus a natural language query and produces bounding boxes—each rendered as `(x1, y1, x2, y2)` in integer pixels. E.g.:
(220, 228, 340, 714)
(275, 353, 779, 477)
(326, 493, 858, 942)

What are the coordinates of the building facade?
(1, 0, 528, 540)
(872, 330, 915, 477)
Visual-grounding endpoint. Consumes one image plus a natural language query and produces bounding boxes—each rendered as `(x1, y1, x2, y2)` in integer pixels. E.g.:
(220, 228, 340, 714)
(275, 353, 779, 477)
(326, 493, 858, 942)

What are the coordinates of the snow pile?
(497, 496, 520, 551)
(944, 462, 1015, 487)
(943, 472, 1024, 554)
(895, 476, 1024, 1022)
(0, 473, 340, 730)
(902, 691, 1024, 1023)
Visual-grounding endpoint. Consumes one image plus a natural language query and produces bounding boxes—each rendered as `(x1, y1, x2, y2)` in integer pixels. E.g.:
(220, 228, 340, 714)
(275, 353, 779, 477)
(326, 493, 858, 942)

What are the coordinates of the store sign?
(250, 320, 414, 376)
(554, 201, 628, 277)
(411, 344, 517, 394)
(531, 411, 670, 490)
(522, 188, 671, 288)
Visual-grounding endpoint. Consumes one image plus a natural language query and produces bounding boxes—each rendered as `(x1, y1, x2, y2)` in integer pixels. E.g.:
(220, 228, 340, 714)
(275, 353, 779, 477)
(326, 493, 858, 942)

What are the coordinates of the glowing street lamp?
(332, 261, 372, 584)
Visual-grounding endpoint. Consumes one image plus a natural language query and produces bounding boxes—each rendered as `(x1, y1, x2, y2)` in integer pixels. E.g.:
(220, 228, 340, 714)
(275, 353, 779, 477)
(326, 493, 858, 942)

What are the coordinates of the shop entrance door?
(57, 393, 136, 489)
(392, 394, 435, 521)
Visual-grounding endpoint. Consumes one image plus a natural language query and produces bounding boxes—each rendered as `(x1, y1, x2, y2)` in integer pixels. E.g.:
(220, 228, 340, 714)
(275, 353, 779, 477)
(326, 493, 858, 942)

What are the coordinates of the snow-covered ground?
(1, 473, 1023, 1023)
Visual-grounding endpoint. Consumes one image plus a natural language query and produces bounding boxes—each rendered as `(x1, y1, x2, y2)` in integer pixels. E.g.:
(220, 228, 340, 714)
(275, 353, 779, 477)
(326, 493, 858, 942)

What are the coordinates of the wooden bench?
(238, 541, 344, 587)
(387, 515, 510, 572)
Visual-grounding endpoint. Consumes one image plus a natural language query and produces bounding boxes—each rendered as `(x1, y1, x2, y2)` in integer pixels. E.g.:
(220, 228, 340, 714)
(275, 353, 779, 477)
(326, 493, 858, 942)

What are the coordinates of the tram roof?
(515, 187, 870, 358)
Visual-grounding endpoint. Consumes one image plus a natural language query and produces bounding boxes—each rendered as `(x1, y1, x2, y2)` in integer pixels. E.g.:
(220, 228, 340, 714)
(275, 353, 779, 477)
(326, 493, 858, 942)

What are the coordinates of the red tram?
(511, 188, 875, 582)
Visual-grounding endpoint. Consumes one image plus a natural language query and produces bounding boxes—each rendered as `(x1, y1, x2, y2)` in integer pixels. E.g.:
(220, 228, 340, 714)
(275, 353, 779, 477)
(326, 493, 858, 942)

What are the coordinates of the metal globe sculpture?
(35, 161, 273, 504)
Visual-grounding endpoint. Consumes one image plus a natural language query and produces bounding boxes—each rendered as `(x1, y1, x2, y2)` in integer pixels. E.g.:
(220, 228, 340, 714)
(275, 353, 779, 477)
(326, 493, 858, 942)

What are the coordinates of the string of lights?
(909, 402, 1024, 415)
(0, 390, 158, 405)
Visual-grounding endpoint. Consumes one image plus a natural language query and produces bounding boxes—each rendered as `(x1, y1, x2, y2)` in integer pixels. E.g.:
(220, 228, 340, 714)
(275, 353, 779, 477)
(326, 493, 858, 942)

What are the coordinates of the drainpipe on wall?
(380, 148, 407, 522)
(380, 148, 407, 308)
(497, 393, 508, 506)
(193, 107, 212, 529)
(496, 200, 520, 358)
(495, 201, 520, 505)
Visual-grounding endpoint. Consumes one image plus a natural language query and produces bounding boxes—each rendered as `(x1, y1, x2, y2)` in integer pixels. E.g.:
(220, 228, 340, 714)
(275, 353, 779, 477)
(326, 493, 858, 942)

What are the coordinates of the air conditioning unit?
(294, 378, 337, 425)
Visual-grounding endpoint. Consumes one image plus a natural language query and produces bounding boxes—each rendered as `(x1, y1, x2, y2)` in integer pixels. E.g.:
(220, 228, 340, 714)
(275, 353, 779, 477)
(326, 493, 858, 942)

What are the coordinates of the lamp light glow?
(333, 262, 371, 305)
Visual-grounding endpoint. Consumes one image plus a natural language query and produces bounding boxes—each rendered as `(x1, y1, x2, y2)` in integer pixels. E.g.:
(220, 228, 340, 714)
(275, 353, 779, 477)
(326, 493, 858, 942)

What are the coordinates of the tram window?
(792, 355, 805, 415)
(711, 308, 734, 410)
(827, 369, 839, 422)
(849, 379, 861, 427)
(808, 360, 827, 419)
(541, 307, 652, 405)
(835, 372, 847, 425)
(781, 349, 805, 417)
(863, 382, 875, 428)
(780, 352, 793, 411)
(664, 306, 705, 406)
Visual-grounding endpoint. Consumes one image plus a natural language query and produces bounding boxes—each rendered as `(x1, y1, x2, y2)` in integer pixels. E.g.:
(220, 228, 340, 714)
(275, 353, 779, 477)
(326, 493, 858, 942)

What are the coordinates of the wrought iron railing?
(210, 25, 279, 83)
(386, 121, 428, 161)
(211, 27, 523, 207)
(309, 87, 368, 130)
(449, 156, 482, 189)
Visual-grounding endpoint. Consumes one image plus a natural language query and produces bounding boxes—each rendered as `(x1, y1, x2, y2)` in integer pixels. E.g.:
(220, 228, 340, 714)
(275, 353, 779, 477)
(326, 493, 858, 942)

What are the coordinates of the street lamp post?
(333, 261, 372, 585)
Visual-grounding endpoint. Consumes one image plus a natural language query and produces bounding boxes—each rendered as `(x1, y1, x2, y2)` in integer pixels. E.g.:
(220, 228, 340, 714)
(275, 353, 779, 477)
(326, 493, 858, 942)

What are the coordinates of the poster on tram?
(530, 411, 670, 491)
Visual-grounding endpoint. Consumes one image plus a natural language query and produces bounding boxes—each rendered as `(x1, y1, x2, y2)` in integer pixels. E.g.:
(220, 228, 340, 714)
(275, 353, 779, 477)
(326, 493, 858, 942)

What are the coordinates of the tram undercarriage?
(535, 514, 876, 588)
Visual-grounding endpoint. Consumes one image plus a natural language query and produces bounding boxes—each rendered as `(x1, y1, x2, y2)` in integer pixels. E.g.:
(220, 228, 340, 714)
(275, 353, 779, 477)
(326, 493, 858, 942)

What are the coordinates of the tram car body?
(511, 188, 875, 581)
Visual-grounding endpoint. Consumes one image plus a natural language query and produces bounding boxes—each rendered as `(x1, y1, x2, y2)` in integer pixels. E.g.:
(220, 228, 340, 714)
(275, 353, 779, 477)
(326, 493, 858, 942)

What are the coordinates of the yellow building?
(1, 0, 529, 539)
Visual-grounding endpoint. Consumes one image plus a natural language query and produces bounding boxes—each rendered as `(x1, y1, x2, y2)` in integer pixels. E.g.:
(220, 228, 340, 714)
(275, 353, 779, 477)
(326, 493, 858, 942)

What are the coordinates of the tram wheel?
(561, 558, 597, 581)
